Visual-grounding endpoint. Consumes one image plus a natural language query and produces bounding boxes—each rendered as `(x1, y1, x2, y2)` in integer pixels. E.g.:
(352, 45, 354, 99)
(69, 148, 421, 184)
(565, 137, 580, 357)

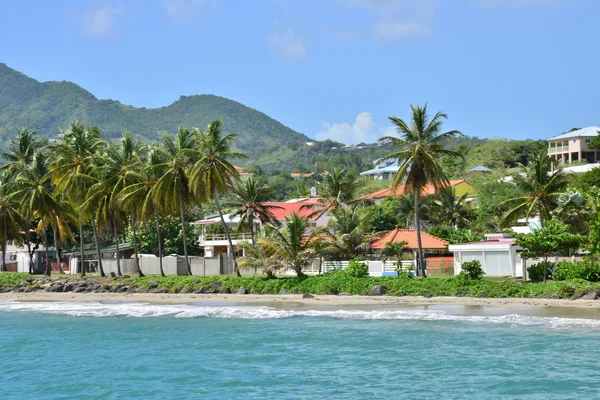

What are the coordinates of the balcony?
(199, 233, 253, 245)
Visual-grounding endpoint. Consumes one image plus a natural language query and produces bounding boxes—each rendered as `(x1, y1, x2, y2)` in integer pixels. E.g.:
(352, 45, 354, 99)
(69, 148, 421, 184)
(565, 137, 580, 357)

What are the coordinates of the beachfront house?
(448, 233, 524, 277)
(548, 126, 600, 164)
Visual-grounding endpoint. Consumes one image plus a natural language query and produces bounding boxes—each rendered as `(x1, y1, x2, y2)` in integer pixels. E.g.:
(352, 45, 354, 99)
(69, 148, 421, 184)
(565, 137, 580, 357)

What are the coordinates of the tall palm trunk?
(25, 230, 33, 274)
(131, 215, 144, 277)
(179, 196, 192, 275)
(1, 208, 6, 273)
(113, 220, 122, 276)
(155, 214, 165, 277)
(52, 215, 64, 274)
(414, 190, 425, 277)
(78, 201, 86, 277)
(91, 219, 105, 277)
(42, 218, 51, 276)
(215, 196, 239, 276)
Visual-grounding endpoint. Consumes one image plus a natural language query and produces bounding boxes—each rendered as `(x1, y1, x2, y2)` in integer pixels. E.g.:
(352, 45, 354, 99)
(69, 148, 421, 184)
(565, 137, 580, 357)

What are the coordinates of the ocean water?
(1, 301, 600, 399)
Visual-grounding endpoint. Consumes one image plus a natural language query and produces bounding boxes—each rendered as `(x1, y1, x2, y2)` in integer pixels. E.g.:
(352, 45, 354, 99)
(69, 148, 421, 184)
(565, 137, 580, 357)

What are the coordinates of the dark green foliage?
(552, 260, 600, 282)
(345, 257, 368, 278)
(460, 260, 485, 280)
(527, 262, 554, 282)
(126, 216, 198, 256)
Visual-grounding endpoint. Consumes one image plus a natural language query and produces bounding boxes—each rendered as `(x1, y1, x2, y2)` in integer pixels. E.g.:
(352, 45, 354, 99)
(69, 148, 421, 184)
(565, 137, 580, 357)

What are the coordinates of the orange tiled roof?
(290, 173, 313, 178)
(370, 228, 448, 250)
(358, 179, 468, 200)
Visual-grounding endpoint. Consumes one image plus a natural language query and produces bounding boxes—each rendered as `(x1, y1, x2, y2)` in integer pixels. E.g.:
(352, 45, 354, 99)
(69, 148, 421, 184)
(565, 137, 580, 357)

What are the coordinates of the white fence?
(294, 259, 416, 277)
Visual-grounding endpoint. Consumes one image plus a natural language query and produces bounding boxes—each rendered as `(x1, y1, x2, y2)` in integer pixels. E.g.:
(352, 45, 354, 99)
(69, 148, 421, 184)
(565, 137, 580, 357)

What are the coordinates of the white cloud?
(81, 4, 124, 38)
(162, 0, 210, 19)
(268, 25, 307, 61)
(372, 20, 432, 41)
(316, 112, 395, 144)
(343, 0, 435, 42)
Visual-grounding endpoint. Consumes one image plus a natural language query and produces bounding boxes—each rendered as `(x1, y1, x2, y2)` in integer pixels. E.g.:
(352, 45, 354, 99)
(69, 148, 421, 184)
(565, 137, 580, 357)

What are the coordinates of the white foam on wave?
(1, 300, 599, 329)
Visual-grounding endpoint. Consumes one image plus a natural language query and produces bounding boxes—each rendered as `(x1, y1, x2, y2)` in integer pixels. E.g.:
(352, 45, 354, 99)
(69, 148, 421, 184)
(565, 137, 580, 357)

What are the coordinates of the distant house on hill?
(359, 158, 399, 181)
(467, 165, 492, 174)
(548, 126, 600, 164)
(234, 166, 248, 177)
(357, 179, 474, 205)
(290, 172, 313, 179)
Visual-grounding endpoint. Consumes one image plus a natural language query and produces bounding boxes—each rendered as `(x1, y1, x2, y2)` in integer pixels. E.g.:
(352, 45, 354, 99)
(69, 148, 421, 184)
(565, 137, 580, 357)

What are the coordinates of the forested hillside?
(0, 63, 309, 154)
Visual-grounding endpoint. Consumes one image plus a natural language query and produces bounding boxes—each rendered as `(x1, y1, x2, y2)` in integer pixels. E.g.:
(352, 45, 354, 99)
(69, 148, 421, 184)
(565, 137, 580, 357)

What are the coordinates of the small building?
(467, 165, 492, 174)
(448, 233, 523, 277)
(359, 158, 399, 181)
(370, 227, 451, 274)
(357, 179, 474, 205)
(548, 126, 600, 164)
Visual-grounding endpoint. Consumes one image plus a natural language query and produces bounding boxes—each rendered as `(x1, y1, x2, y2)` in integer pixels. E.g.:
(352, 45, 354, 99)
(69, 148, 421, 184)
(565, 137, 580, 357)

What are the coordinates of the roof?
(468, 165, 492, 172)
(192, 213, 241, 225)
(358, 179, 469, 200)
(548, 127, 600, 141)
(360, 159, 399, 176)
(64, 243, 133, 256)
(371, 228, 448, 250)
(234, 165, 248, 176)
(290, 173, 313, 178)
(262, 197, 322, 221)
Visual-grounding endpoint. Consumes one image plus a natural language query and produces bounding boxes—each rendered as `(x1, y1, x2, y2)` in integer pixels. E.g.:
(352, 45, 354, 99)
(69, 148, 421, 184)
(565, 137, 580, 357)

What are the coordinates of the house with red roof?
(192, 197, 330, 258)
(357, 179, 474, 205)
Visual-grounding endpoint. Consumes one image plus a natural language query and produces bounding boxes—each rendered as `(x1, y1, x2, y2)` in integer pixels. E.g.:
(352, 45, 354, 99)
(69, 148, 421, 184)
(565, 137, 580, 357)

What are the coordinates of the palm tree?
(118, 146, 167, 276)
(431, 187, 474, 228)
(13, 151, 58, 276)
(237, 235, 283, 278)
(302, 168, 359, 218)
(321, 205, 374, 260)
(503, 152, 569, 228)
(262, 212, 319, 277)
(379, 104, 463, 276)
(48, 121, 104, 276)
(86, 133, 145, 277)
(0, 174, 22, 272)
(191, 119, 246, 275)
(223, 177, 282, 247)
(153, 128, 199, 275)
(0, 128, 40, 177)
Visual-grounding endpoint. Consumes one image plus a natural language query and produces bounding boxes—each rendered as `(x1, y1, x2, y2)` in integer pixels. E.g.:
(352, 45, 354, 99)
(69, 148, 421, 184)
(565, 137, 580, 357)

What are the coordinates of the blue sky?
(0, 0, 597, 144)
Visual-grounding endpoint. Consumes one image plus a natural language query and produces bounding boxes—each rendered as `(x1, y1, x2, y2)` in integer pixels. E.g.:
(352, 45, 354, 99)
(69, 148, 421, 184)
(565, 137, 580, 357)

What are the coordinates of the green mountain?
(0, 63, 310, 154)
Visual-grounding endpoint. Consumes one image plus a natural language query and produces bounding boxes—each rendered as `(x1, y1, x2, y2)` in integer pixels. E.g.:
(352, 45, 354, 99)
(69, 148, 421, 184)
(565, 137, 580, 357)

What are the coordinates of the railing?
(199, 233, 252, 242)
(548, 145, 568, 153)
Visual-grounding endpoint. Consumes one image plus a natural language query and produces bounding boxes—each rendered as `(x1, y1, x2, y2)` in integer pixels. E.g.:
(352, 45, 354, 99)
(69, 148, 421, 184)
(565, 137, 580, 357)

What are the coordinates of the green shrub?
(346, 257, 369, 278)
(460, 260, 485, 280)
(552, 261, 600, 282)
(527, 261, 554, 282)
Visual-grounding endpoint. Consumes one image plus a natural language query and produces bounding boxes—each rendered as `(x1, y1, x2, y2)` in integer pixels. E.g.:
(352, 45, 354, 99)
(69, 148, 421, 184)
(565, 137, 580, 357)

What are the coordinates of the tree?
(48, 122, 104, 276)
(321, 205, 374, 260)
(126, 216, 197, 259)
(118, 145, 168, 276)
(153, 128, 199, 275)
(13, 151, 58, 276)
(0, 128, 40, 177)
(191, 119, 246, 276)
(513, 218, 582, 283)
(302, 168, 359, 218)
(237, 235, 283, 278)
(588, 130, 600, 150)
(262, 213, 318, 277)
(378, 104, 463, 276)
(553, 190, 590, 234)
(430, 187, 474, 228)
(223, 176, 282, 247)
(0, 173, 22, 272)
(380, 241, 409, 274)
(503, 151, 569, 229)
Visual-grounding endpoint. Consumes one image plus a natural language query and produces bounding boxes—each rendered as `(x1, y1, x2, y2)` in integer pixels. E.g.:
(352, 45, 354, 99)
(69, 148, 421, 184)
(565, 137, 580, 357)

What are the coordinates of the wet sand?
(3, 292, 600, 319)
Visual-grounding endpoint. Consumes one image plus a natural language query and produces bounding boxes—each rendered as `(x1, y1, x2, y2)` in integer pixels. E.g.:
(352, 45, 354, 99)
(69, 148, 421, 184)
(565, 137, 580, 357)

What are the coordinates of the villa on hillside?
(359, 158, 399, 180)
(357, 179, 474, 205)
(193, 197, 331, 258)
(548, 126, 600, 164)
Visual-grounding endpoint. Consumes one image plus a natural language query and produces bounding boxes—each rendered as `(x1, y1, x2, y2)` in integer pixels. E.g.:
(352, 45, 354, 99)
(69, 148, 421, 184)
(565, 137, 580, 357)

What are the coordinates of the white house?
(448, 233, 523, 277)
(359, 158, 399, 180)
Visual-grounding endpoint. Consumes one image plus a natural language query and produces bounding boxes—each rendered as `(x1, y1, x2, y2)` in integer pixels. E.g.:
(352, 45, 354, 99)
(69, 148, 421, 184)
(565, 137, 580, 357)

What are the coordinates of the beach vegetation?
(459, 260, 485, 280)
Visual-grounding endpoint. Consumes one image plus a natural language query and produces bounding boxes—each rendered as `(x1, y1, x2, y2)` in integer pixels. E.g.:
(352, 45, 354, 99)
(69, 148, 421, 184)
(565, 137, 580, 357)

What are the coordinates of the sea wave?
(1, 300, 599, 328)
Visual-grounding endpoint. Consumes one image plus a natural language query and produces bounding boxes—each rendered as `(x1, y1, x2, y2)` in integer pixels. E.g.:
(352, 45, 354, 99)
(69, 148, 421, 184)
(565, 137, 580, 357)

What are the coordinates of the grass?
(1, 271, 599, 299)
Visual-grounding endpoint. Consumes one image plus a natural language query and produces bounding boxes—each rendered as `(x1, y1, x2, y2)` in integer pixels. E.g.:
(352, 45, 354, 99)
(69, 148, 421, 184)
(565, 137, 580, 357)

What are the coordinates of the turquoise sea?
(1, 301, 600, 399)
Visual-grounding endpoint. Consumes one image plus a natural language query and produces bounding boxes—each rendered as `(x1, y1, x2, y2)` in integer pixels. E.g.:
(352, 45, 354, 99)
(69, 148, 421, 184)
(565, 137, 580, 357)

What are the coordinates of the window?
(586, 139, 591, 144)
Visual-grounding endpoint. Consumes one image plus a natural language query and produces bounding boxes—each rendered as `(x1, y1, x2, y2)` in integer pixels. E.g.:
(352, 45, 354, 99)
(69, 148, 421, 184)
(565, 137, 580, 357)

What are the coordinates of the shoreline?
(3, 292, 600, 309)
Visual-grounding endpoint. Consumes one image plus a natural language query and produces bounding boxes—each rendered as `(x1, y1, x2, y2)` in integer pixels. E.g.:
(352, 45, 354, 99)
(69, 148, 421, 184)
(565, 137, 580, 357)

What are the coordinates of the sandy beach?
(3, 292, 600, 310)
